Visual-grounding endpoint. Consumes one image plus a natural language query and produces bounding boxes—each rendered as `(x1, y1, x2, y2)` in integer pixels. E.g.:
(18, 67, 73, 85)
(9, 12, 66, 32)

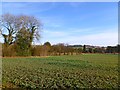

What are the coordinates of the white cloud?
(40, 16, 64, 28)
(43, 29, 67, 37)
(2, 2, 56, 14)
(61, 31, 118, 46)
(41, 27, 118, 46)
(69, 27, 99, 33)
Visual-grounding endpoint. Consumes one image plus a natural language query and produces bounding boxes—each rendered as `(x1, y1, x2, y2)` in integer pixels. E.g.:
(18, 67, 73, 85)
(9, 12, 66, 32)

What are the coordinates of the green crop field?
(2, 54, 119, 89)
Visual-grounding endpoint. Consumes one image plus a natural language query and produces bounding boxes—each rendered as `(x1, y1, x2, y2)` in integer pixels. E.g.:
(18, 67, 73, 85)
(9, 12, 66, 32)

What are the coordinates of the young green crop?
(2, 54, 118, 89)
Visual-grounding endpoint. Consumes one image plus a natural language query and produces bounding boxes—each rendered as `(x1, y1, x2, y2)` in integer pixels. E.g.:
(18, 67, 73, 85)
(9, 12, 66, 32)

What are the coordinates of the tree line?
(1, 41, 119, 57)
(82, 45, 119, 54)
(0, 14, 119, 57)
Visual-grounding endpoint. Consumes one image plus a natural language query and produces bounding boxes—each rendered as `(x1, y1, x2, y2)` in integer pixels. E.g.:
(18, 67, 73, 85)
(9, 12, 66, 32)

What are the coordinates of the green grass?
(2, 54, 118, 89)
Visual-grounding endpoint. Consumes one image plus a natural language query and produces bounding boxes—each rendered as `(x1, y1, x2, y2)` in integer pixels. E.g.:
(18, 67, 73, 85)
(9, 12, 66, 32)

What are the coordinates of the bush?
(2, 44, 16, 57)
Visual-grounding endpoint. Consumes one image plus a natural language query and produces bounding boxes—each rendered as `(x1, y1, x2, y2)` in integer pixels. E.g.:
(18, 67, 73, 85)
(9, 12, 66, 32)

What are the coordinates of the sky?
(0, 2, 118, 46)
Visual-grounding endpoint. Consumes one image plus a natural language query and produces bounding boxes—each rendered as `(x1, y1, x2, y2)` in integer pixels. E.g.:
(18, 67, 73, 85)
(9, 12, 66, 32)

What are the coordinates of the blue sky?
(1, 2, 118, 46)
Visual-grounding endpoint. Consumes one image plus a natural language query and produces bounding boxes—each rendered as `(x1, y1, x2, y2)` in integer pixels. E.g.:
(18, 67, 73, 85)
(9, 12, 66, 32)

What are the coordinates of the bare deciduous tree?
(0, 13, 41, 47)
(17, 15, 41, 47)
(0, 13, 42, 56)
(0, 13, 19, 45)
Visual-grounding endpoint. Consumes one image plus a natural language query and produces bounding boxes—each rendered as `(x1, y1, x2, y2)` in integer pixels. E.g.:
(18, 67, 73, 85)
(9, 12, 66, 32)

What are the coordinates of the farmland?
(2, 54, 118, 89)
